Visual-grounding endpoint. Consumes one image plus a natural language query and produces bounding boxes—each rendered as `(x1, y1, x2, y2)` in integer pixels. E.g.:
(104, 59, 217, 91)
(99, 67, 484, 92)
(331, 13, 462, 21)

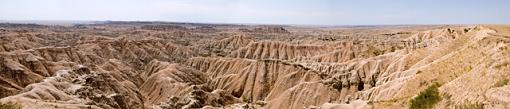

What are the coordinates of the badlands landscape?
(0, 22, 510, 109)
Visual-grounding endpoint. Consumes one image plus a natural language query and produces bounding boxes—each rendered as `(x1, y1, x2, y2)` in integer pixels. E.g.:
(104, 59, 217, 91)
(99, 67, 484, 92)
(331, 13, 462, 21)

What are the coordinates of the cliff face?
(0, 23, 509, 109)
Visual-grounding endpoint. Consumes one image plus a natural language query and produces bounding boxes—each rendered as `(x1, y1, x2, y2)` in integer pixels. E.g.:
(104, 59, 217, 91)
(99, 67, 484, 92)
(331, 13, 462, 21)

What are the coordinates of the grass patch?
(0, 102, 21, 109)
(455, 102, 483, 109)
(409, 83, 441, 109)
(494, 79, 509, 87)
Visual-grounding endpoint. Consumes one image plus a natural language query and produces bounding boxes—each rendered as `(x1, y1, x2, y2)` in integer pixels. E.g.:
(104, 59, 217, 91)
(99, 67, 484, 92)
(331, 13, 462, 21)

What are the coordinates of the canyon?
(0, 22, 509, 109)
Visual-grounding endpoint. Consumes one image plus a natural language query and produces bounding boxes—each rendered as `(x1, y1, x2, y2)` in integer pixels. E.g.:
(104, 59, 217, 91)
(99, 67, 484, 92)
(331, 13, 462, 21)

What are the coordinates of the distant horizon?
(0, 20, 496, 27)
(1, 0, 509, 25)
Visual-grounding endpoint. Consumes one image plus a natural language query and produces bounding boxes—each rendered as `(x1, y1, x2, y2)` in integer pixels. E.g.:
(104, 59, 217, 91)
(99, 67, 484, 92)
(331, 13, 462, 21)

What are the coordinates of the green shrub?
(409, 83, 441, 109)
(494, 79, 509, 87)
(0, 102, 21, 109)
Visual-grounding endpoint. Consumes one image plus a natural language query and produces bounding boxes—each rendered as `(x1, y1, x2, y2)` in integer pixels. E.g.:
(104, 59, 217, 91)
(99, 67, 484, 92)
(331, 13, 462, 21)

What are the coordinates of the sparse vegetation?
(409, 83, 441, 109)
(242, 96, 252, 103)
(255, 100, 266, 106)
(464, 66, 472, 72)
(493, 79, 509, 87)
(0, 102, 21, 109)
(455, 102, 483, 109)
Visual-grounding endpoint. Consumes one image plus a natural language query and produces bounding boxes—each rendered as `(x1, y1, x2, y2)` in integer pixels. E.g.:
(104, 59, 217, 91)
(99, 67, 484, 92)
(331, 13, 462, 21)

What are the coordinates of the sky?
(0, 0, 509, 25)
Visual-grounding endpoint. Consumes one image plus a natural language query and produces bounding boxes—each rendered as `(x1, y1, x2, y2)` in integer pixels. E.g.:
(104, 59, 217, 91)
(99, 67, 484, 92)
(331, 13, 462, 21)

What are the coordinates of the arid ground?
(0, 22, 509, 109)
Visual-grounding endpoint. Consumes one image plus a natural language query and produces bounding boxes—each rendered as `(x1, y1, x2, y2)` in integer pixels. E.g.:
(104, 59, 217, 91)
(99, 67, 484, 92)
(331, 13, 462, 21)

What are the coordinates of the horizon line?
(0, 19, 503, 27)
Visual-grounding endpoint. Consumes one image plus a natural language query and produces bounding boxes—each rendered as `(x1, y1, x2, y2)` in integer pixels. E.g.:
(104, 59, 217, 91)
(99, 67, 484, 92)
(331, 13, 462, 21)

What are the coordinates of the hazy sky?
(0, 0, 509, 25)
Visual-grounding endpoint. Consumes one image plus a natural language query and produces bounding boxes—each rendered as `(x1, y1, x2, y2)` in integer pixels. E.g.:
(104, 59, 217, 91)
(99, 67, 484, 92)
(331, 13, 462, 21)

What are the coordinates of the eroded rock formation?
(0, 22, 509, 109)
